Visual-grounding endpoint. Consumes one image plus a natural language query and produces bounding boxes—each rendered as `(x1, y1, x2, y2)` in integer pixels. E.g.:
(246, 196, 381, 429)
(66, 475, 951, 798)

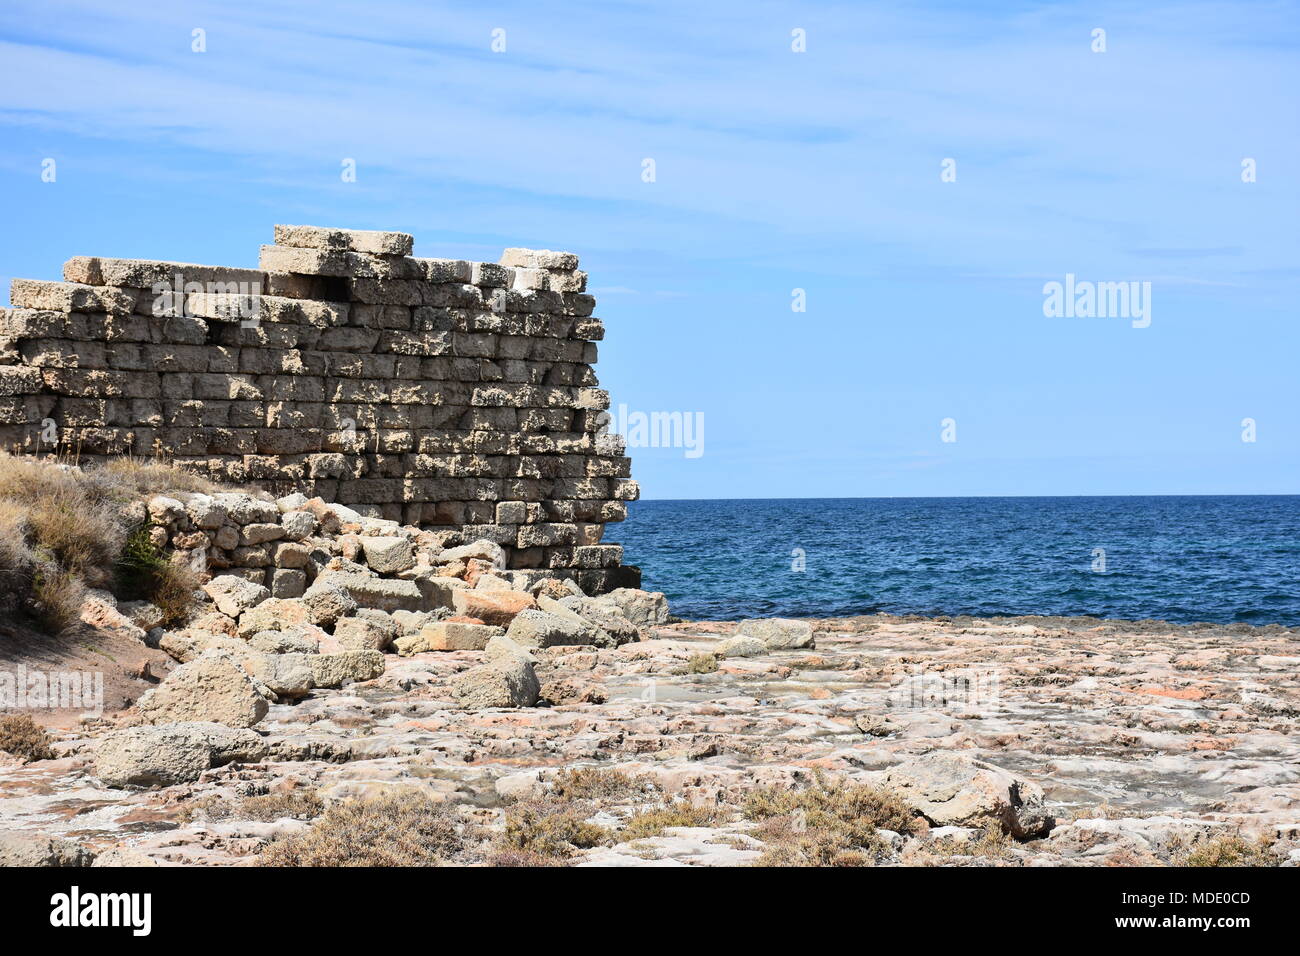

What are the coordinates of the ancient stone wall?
(0, 225, 640, 592)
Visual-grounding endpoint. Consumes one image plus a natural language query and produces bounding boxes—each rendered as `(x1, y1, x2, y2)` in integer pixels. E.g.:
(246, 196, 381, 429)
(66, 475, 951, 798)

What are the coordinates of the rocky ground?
(2, 490, 1298, 867)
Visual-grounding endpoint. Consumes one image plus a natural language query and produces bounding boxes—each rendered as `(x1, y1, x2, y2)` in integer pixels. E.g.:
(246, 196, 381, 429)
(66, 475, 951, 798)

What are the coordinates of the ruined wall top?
(0, 225, 640, 594)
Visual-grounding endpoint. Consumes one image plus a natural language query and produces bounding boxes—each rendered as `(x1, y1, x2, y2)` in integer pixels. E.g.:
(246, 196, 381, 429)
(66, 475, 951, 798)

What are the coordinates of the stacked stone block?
(0, 225, 640, 592)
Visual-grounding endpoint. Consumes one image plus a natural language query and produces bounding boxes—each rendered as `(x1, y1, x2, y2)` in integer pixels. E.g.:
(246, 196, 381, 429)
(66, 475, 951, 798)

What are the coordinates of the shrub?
(550, 766, 654, 802)
(259, 791, 471, 867)
(183, 789, 324, 824)
(742, 774, 920, 866)
(1176, 833, 1277, 867)
(0, 715, 56, 762)
(113, 527, 198, 624)
(497, 797, 611, 861)
(622, 800, 726, 840)
(0, 454, 218, 632)
(686, 653, 718, 674)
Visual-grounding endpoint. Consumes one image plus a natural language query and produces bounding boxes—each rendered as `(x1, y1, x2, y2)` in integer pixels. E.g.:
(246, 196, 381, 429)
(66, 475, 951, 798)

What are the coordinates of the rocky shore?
(2, 487, 1298, 867)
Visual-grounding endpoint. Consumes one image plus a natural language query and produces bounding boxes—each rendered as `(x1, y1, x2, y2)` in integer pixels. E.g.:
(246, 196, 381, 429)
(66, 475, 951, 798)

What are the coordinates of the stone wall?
(0, 225, 640, 591)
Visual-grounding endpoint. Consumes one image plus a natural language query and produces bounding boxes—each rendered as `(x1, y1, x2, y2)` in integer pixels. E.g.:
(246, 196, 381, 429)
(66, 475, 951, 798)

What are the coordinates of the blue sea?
(614, 496, 1300, 626)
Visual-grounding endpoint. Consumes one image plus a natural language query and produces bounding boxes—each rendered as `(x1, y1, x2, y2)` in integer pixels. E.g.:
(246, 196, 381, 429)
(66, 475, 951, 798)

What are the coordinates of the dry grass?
(0, 453, 214, 632)
(182, 789, 324, 824)
(684, 653, 718, 674)
(113, 527, 199, 625)
(1175, 833, 1278, 867)
(0, 714, 56, 762)
(742, 774, 920, 866)
(622, 799, 727, 840)
(550, 766, 654, 802)
(926, 820, 1014, 860)
(495, 796, 612, 862)
(259, 791, 473, 867)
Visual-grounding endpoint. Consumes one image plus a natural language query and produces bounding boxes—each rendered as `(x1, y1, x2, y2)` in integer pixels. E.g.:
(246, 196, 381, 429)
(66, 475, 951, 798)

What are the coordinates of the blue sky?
(1, 0, 1296, 498)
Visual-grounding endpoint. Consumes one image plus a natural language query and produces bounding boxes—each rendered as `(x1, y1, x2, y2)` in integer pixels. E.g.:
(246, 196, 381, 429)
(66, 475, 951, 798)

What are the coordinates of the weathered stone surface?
(881, 753, 1054, 839)
(321, 572, 424, 613)
(420, 620, 503, 651)
(136, 650, 269, 728)
(0, 832, 95, 867)
(601, 588, 670, 627)
(360, 535, 415, 574)
(202, 575, 270, 617)
(300, 579, 358, 626)
(334, 616, 394, 652)
(714, 635, 765, 658)
(557, 596, 640, 646)
(94, 722, 267, 788)
(736, 618, 815, 650)
(308, 650, 385, 688)
(246, 652, 315, 698)
(451, 589, 535, 625)
(506, 608, 596, 648)
(274, 224, 414, 257)
(451, 656, 540, 709)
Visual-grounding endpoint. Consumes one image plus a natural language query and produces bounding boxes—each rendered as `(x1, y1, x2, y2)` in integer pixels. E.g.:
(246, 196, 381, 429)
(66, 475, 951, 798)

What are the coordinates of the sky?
(0, 0, 1296, 499)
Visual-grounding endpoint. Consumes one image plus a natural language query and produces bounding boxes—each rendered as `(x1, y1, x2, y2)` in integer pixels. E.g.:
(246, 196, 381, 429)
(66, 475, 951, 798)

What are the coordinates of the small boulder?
(451, 589, 535, 626)
(94, 721, 267, 788)
(451, 656, 540, 709)
(601, 587, 670, 627)
(715, 635, 766, 658)
(485, 633, 536, 664)
(506, 608, 596, 648)
(0, 832, 95, 867)
(333, 616, 394, 652)
(300, 579, 358, 627)
(737, 618, 815, 650)
(246, 653, 314, 699)
(202, 575, 270, 617)
(361, 535, 415, 574)
(881, 753, 1054, 839)
(136, 650, 269, 728)
(439, 538, 506, 568)
(308, 650, 385, 689)
(421, 620, 504, 651)
(557, 596, 640, 646)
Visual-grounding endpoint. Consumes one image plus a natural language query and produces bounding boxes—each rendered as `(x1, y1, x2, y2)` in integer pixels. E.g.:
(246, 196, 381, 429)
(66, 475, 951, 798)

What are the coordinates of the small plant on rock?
(0, 714, 56, 762)
(685, 653, 719, 674)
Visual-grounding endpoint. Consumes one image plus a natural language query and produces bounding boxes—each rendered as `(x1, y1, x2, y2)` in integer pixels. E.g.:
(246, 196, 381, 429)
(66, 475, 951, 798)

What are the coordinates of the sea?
(613, 496, 1300, 626)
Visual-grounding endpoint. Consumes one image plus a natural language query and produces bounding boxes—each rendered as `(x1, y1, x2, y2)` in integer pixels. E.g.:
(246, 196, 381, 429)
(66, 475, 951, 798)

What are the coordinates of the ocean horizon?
(616, 494, 1300, 626)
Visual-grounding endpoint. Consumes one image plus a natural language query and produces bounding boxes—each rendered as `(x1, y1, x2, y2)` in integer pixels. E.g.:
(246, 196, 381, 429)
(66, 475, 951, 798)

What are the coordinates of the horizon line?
(635, 492, 1300, 502)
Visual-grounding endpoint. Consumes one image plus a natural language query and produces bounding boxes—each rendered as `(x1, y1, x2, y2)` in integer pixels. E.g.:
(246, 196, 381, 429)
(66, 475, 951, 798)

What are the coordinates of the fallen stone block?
(600, 587, 670, 627)
(136, 649, 269, 728)
(736, 618, 815, 650)
(202, 575, 270, 617)
(94, 722, 267, 788)
(360, 535, 415, 574)
(451, 589, 535, 626)
(506, 608, 597, 648)
(451, 656, 540, 709)
(308, 650, 385, 688)
(0, 832, 95, 867)
(881, 753, 1054, 839)
(421, 620, 503, 651)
